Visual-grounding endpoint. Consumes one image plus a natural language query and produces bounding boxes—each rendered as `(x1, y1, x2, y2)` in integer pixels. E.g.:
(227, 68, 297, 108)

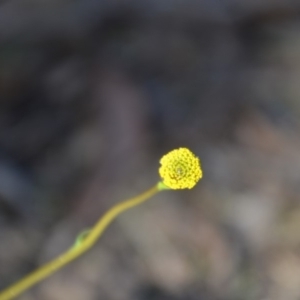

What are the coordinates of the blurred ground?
(1, 1, 300, 300)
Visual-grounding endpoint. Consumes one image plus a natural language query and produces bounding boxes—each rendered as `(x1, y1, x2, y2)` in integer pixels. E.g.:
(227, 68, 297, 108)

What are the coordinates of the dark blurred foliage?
(1, 1, 300, 300)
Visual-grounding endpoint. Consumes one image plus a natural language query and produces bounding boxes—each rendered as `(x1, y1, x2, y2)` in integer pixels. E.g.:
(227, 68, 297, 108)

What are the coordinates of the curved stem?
(0, 184, 160, 300)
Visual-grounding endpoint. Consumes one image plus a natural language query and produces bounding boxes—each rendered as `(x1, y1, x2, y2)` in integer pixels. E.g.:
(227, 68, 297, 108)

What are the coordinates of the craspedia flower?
(159, 147, 202, 190)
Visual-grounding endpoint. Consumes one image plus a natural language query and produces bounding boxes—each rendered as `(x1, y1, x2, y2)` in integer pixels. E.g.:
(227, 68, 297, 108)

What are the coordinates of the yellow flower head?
(159, 147, 202, 190)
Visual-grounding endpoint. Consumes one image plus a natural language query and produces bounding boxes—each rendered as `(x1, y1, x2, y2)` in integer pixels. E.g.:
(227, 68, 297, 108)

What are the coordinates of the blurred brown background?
(1, 0, 300, 299)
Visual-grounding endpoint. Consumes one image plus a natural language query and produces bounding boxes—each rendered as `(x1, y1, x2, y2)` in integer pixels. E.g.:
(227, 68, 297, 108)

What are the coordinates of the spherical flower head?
(159, 148, 202, 190)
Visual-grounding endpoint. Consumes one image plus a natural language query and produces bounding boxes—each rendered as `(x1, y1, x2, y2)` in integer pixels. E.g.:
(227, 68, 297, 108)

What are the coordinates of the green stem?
(0, 184, 161, 300)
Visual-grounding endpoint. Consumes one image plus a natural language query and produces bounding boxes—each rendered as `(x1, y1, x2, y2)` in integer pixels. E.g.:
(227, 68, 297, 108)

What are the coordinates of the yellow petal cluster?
(159, 148, 202, 189)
